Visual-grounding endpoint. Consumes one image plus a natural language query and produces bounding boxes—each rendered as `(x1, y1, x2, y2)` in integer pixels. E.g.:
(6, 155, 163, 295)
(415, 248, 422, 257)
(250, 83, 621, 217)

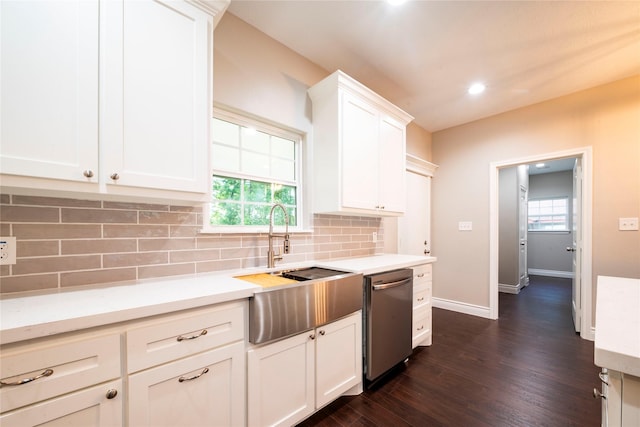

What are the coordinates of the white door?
(0, 0, 99, 182)
(315, 312, 362, 408)
(128, 343, 244, 427)
(518, 185, 529, 288)
(398, 171, 431, 256)
(571, 158, 583, 333)
(247, 332, 315, 427)
(101, 0, 210, 193)
(378, 114, 406, 214)
(341, 92, 379, 211)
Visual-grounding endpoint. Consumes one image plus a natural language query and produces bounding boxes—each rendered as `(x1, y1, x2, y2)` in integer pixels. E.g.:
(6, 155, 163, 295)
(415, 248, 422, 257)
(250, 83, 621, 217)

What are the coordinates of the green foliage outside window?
(211, 175, 297, 227)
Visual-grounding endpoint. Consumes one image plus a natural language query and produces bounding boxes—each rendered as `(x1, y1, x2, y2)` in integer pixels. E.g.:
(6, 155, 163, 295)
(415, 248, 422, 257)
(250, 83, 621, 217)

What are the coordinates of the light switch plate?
(619, 217, 639, 231)
(458, 221, 473, 231)
(0, 236, 17, 265)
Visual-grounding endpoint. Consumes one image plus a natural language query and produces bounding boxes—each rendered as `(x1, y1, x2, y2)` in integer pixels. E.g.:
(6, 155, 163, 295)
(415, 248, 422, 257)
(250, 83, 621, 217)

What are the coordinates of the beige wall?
(214, 13, 432, 162)
(431, 76, 640, 324)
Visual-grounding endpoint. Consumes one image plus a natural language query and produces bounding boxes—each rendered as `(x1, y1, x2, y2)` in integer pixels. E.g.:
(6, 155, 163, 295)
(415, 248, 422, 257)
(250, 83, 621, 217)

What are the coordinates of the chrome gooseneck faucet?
(268, 203, 290, 268)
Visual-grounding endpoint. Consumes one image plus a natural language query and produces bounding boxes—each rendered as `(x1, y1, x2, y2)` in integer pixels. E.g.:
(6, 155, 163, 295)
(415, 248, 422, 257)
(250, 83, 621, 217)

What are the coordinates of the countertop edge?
(1, 254, 436, 345)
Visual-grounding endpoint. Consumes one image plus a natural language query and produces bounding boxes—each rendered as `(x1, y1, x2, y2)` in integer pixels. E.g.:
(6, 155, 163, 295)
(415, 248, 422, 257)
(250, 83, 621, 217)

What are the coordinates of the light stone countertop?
(594, 275, 640, 377)
(0, 254, 435, 345)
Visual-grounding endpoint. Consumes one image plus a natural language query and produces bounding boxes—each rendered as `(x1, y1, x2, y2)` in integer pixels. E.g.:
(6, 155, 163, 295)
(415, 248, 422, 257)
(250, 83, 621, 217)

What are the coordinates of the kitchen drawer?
(0, 333, 121, 413)
(413, 284, 432, 309)
(412, 307, 432, 348)
(0, 379, 123, 426)
(126, 301, 245, 373)
(413, 264, 432, 285)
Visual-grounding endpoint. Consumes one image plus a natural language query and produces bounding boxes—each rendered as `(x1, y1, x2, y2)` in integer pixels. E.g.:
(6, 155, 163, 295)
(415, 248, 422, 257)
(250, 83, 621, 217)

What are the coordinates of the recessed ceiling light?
(387, 0, 407, 5)
(468, 82, 486, 95)
(535, 163, 546, 168)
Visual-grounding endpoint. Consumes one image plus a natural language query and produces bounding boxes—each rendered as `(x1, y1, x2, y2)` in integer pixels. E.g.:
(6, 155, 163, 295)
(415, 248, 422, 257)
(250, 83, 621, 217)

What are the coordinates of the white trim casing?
(489, 147, 594, 341)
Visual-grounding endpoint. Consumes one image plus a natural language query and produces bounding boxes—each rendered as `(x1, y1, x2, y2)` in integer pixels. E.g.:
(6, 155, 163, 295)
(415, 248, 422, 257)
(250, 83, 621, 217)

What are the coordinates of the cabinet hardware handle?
(176, 329, 208, 342)
(106, 389, 118, 399)
(0, 368, 53, 387)
(593, 388, 606, 400)
(309, 334, 316, 340)
(417, 297, 424, 302)
(319, 330, 325, 336)
(598, 372, 609, 385)
(417, 273, 425, 278)
(416, 325, 424, 331)
(110, 173, 120, 181)
(83, 170, 94, 178)
(424, 241, 428, 245)
(424, 250, 431, 255)
(179, 368, 209, 383)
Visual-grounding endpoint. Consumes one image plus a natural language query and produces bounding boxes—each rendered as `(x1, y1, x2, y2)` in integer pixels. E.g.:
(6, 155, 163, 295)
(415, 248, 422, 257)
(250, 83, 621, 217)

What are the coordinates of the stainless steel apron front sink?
(247, 268, 363, 344)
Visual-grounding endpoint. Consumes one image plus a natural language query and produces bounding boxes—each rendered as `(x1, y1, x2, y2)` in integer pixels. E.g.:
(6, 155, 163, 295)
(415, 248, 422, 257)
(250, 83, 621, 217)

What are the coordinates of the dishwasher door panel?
(365, 269, 413, 382)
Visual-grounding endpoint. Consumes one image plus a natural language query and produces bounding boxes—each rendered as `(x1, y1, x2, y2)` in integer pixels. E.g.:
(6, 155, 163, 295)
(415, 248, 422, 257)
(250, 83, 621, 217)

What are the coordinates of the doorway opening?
(489, 147, 593, 341)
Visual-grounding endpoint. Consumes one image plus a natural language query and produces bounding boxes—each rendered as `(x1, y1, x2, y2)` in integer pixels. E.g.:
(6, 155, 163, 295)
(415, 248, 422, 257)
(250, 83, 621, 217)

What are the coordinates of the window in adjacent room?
(527, 197, 570, 231)
(209, 109, 302, 231)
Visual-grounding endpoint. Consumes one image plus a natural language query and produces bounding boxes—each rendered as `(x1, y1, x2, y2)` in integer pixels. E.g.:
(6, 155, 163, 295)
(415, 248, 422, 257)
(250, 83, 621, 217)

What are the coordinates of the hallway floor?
(298, 276, 601, 426)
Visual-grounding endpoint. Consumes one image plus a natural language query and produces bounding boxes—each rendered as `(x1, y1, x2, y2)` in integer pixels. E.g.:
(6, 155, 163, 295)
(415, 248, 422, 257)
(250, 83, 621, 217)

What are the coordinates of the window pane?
(242, 128, 269, 153)
(242, 151, 270, 177)
(212, 119, 240, 146)
(244, 180, 272, 203)
(272, 136, 295, 160)
(212, 176, 241, 200)
(212, 145, 240, 172)
(274, 185, 296, 205)
(244, 204, 271, 226)
(271, 157, 295, 181)
(210, 201, 241, 225)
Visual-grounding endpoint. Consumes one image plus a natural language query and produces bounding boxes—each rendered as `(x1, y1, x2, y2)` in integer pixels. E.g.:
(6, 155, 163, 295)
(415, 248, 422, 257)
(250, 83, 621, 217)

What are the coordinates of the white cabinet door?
(398, 170, 432, 256)
(378, 114, 406, 214)
(341, 92, 379, 211)
(0, 379, 122, 427)
(247, 332, 315, 427)
(129, 342, 244, 427)
(0, 0, 99, 183)
(315, 312, 362, 408)
(101, 0, 210, 193)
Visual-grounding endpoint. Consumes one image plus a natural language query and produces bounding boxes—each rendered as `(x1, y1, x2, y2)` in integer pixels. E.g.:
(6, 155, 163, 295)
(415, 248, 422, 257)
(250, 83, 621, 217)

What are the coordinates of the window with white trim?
(527, 197, 569, 231)
(209, 110, 302, 230)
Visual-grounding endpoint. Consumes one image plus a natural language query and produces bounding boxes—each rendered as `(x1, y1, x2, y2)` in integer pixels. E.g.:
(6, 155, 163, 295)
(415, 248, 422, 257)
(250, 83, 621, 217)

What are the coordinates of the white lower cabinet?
(0, 379, 122, 427)
(412, 263, 433, 348)
(126, 301, 246, 427)
(0, 300, 246, 427)
(247, 311, 362, 427)
(0, 332, 123, 426)
(128, 342, 244, 427)
(599, 369, 640, 426)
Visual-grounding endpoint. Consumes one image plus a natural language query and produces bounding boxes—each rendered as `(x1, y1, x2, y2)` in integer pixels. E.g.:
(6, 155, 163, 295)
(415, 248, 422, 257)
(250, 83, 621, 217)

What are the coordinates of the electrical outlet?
(458, 221, 473, 231)
(372, 232, 378, 243)
(0, 236, 17, 265)
(619, 217, 639, 231)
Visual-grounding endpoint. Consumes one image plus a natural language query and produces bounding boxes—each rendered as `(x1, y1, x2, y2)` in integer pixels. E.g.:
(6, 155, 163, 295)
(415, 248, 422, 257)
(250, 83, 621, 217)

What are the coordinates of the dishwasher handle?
(372, 278, 412, 291)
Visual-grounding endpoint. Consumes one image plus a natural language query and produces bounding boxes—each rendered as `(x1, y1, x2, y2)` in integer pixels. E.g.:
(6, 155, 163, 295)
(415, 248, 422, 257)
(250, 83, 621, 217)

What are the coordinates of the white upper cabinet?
(0, 0, 100, 183)
(308, 70, 413, 216)
(1, 0, 228, 202)
(101, 0, 210, 195)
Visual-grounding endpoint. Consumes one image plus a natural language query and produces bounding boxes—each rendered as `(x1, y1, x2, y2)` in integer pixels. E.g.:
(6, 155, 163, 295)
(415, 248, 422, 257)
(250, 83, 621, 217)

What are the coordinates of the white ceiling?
(227, 1, 640, 132)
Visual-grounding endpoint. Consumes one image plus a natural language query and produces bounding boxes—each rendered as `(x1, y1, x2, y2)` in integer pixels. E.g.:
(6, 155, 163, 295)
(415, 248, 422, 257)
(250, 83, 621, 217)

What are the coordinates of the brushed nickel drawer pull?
(416, 325, 424, 331)
(176, 329, 208, 341)
(0, 368, 53, 387)
(179, 368, 209, 383)
(598, 372, 609, 385)
(106, 389, 118, 399)
(417, 273, 425, 278)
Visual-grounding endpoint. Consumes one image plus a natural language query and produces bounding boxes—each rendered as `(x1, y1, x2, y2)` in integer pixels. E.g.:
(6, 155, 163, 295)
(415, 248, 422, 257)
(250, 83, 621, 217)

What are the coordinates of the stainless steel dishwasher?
(364, 268, 413, 385)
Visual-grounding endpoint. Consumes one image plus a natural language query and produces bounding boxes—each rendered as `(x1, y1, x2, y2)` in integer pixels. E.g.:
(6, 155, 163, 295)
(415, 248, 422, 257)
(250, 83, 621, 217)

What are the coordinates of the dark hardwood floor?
(298, 276, 601, 426)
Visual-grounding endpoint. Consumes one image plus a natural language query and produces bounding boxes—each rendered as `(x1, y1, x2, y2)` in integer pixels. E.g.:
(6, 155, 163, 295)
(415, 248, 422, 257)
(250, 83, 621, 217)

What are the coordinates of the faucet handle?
(283, 234, 290, 254)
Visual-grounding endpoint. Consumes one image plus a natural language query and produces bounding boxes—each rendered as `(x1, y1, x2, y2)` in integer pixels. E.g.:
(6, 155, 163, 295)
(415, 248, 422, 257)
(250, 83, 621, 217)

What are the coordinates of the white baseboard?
(499, 283, 522, 294)
(528, 268, 574, 279)
(432, 297, 492, 319)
